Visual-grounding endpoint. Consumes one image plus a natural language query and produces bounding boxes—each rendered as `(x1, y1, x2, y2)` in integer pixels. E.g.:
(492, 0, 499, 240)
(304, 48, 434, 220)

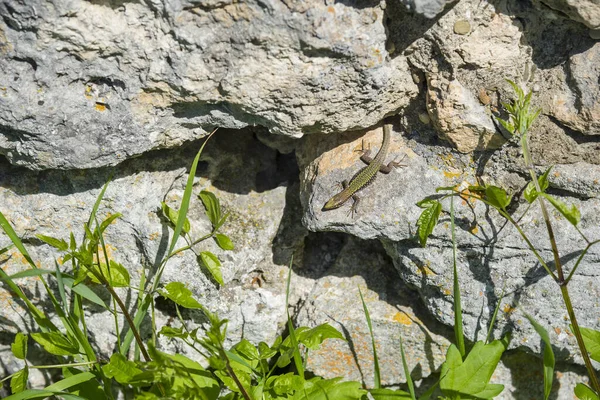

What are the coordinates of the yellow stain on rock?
(95, 103, 107, 112)
(443, 170, 462, 179)
(417, 261, 436, 276)
(393, 312, 412, 325)
(469, 224, 479, 234)
(503, 304, 516, 314)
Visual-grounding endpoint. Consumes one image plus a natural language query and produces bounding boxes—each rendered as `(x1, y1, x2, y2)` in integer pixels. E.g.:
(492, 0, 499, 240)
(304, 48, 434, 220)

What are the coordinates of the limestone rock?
(0, 0, 416, 170)
(540, 0, 600, 29)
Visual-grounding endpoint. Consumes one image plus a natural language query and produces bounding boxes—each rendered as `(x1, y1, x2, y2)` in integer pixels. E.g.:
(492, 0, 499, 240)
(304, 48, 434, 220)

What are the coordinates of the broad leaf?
(31, 332, 79, 356)
(10, 367, 28, 394)
(199, 191, 221, 227)
(541, 194, 581, 226)
(578, 326, 600, 363)
(161, 202, 190, 234)
(199, 251, 223, 285)
(102, 353, 142, 384)
(416, 200, 441, 247)
(268, 372, 304, 395)
(297, 323, 344, 350)
(36, 235, 68, 252)
(485, 186, 512, 210)
(87, 260, 130, 287)
(440, 337, 509, 398)
(574, 383, 600, 400)
(62, 277, 107, 309)
(159, 281, 203, 309)
(11, 332, 28, 360)
(214, 233, 234, 250)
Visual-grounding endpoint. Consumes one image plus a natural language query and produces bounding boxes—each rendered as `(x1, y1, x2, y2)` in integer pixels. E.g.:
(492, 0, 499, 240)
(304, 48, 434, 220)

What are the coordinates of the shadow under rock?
(501, 0, 595, 70)
(293, 232, 456, 375)
(0, 126, 298, 198)
(502, 349, 588, 400)
(385, 0, 457, 56)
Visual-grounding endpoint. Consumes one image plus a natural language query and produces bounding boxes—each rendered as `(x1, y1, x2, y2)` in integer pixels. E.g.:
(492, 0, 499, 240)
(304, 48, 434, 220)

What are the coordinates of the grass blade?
(524, 313, 555, 399)
(87, 178, 112, 229)
(285, 257, 304, 380)
(485, 285, 506, 344)
(359, 287, 380, 388)
(450, 197, 465, 356)
(399, 335, 416, 400)
(168, 128, 217, 257)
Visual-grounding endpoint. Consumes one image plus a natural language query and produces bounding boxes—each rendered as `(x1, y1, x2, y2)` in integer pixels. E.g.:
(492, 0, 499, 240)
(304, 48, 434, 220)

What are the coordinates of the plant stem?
(520, 133, 600, 394)
(104, 283, 151, 362)
(219, 345, 252, 400)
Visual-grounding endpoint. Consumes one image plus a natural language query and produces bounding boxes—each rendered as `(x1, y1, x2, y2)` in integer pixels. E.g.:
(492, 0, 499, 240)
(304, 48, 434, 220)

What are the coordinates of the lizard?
(322, 123, 404, 217)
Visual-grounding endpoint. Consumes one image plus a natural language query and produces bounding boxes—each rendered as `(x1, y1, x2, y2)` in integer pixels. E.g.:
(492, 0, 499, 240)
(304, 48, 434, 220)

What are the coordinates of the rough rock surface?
(540, 0, 600, 29)
(0, 0, 416, 170)
(300, 0, 600, 364)
(1, 0, 600, 397)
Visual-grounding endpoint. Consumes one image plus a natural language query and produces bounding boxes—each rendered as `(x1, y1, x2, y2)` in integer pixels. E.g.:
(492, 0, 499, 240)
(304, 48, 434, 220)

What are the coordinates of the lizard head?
(322, 192, 347, 211)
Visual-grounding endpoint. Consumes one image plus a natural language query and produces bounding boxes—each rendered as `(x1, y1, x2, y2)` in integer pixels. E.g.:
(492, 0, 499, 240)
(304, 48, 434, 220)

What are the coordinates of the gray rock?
(540, 0, 600, 29)
(0, 129, 298, 380)
(399, 0, 457, 18)
(0, 0, 416, 170)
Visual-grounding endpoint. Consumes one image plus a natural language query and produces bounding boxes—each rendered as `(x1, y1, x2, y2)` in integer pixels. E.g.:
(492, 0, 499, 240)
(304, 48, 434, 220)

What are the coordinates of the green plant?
(416, 80, 600, 399)
(0, 129, 374, 400)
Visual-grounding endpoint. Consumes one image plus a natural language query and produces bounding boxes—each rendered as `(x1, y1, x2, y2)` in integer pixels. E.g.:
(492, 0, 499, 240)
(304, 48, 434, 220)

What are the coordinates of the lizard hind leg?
(380, 154, 407, 173)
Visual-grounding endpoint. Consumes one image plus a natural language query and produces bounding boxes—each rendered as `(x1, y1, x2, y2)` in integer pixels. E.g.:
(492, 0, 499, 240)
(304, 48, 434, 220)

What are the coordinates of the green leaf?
(11, 367, 28, 394)
(11, 333, 28, 360)
(269, 372, 304, 395)
(524, 314, 555, 399)
(359, 288, 380, 388)
(69, 232, 76, 251)
(291, 377, 366, 400)
(214, 233, 234, 250)
(159, 325, 189, 339)
(297, 323, 345, 350)
(98, 213, 121, 234)
(199, 251, 223, 285)
(4, 269, 55, 280)
(416, 200, 442, 247)
(485, 186, 512, 210)
(258, 341, 278, 360)
(399, 335, 416, 400)
(102, 353, 142, 384)
(440, 337, 509, 398)
(578, 326, 600, 363)
(62, 277, 107, 309)
(87, 260, 130, 287)
(199, 191, 221, 227)
(161, 202, 191, 234)
(524, 166, 553, 203)
(159, 281, 203, 309)
(44, 371, 96, 393)
(31, 332, 80, 356)
(61, 367, 105, 400)
(574, 383, 600, 400)
(36, 235, 68, 252)
(496, 117, 515, 135)
(369, 388, 412, 399)
(541, 194, 581, 226)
